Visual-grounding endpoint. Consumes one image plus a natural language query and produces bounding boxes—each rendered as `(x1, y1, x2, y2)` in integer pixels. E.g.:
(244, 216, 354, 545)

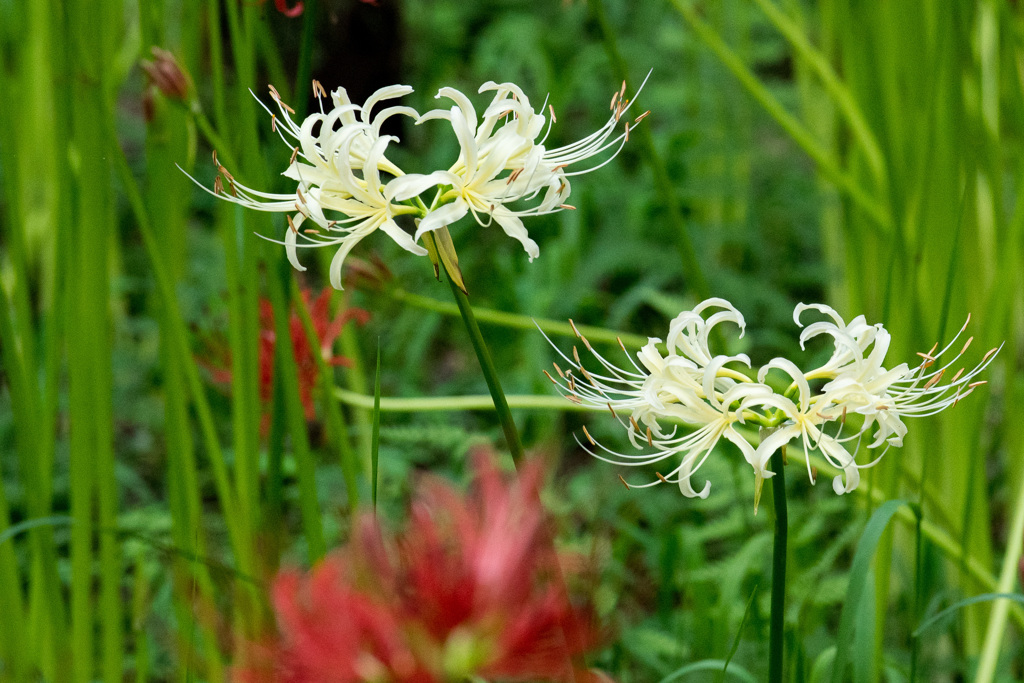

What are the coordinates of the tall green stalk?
(445, 272, 525, 465)
(764, 433, 788, 683)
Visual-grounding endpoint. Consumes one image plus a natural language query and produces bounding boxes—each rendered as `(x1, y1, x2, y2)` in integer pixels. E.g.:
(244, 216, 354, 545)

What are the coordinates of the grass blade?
(717, 584, 758, 683)
(831, 499, 907, 683)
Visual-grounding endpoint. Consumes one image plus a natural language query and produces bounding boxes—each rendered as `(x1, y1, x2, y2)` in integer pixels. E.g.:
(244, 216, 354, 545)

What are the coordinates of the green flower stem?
(444, 270, 525, 465)
(767, 441, 788, 683)
(389, 286, 651, 349)
(334, 388, 591, 412)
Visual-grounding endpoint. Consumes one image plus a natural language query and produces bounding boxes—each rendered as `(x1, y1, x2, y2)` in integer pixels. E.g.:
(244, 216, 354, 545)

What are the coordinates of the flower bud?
(141, 47, 190, 101)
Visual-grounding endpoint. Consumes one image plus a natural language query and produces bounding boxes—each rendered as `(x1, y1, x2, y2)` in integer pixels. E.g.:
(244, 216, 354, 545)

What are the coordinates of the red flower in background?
(236, 453, 607, 683)
(207, 288, 368, 422)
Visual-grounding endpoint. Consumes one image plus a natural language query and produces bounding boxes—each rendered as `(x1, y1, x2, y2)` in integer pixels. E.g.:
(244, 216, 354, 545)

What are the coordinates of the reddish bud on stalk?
(141, 47, 191, 101)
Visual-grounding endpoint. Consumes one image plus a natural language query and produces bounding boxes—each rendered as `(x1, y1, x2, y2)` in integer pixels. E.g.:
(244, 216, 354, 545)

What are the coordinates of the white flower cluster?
(194, 79, 648, 289)
(543, 298, 998, 500)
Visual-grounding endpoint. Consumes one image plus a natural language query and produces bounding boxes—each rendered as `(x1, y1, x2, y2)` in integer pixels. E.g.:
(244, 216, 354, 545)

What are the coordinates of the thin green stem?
(334, 388, 592, 412)
(445, 272, 525, 465)
(673, 0, 891, 233)
(590, 0, 712, 301)
(909, 502, 924, 683)
(389, 286, 651, 349)
(291, 282, 360, 511)
(768, 446, 788, 683)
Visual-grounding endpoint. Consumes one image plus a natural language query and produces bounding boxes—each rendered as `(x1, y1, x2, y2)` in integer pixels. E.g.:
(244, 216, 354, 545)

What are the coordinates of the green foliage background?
(0, 0, 1022, 681)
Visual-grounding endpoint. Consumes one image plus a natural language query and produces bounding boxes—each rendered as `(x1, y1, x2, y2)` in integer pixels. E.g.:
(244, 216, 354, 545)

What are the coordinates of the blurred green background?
(1, 0, 1022, 680)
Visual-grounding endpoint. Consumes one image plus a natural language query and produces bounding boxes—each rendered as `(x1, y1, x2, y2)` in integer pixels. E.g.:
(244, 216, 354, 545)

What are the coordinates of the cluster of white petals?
(543, 298, 999, 500)
(190, 78, 648, 289)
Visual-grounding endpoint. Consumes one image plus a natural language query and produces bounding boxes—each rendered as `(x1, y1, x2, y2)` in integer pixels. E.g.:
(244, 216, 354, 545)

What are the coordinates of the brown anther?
(618, 475, 630, 490)
(213, 175, 224, 195)
(569, 319, 582, 339)
(968, 381, 987, 389)
(960, 336, 974, 355)
(620, 80, 627, 98)
(928, 342, 939, 356)
(950, 368, 965, 383)
(228, 180, 237, 197)
(551, 163, 569, 172)
(543, 370, 557, 386)
(656, 472, 669, 483)
(296, 186, 307, 204)
(286, 215, 299, 234)
(268, 84, 282, 101)
(303, 229, 320, 234)
(312, 79, 326, 98)
(557, 181, 567, 194)
(582, 425, 596, 446)
(290, 146, 300, 165)
(578, 364, 594, 383)
(271, 114, 277, 132)
(606, 402, 618, 419)
(566, 394, 583, 404)
(916, 351, 936, 361)
(924, 369, 945, 390)
(548, 103, 557, 123)
(610, 91, 619, 112)
(629, 415, 640, 432)
(568, 375, 577, 393)
(218, 166, 234, 181)
(617, 336, 628, 354)
(810, 466, 818, 483)
(572, 346, 583, 366)
(840, 406, 848, 426)
(211, 150, 219, 165)
(634, 110, 650, 124)
(983, 348, 998, 362)
(580, 335, 593, 352)
(624, 121, 630, 142)
(878, 405, 889, 410)
(646, 426, 653, 447)
(559, 203, 577, 210)
(553, 362, 565, 379)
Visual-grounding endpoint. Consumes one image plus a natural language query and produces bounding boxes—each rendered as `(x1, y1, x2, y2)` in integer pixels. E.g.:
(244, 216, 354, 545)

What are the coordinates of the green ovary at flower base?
(186, 76, 649, 288)
(542, 298, 1000, 503)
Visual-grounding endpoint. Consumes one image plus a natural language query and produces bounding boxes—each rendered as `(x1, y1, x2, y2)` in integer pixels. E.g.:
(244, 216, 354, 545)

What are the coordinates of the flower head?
(235, 453, 604, 683)
(205, 288, 367, 424)
(543, 299, 998, 502)
(188, 77, 646, 288)
(541, 299, 772, 498)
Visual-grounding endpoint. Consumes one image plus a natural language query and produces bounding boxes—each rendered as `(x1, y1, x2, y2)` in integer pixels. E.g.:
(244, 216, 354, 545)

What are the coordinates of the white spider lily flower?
(395, 76, 650, 259)
(793, 303, 886, 381)
(795, 305, 1000, 448)
(188, 83, 431, 289)
(824, 316, 1000, 448)
(540, 299, 772, 497)
(754, 358, 866, 495)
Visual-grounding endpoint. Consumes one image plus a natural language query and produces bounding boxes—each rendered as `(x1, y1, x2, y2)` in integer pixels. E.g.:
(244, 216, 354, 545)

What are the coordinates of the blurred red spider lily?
(206, 288, 368, 422)
(236, 453, 608, 683)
